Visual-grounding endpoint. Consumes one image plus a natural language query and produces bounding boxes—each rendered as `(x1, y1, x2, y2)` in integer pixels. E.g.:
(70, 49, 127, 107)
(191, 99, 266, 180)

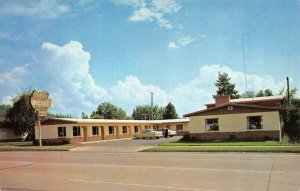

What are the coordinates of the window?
(176, 124, 183, 131)
(58, 127, 66, 137)
(228, 106, 233, 110)
(134, 126, 139, 133)
(109, 126, 115, 134)
(122, 126, 128, 134)
(73, 126, 81, 136)
(247, 116, 263, 130)
(92, 126, 99, 135)
(206, 119, 219, 131)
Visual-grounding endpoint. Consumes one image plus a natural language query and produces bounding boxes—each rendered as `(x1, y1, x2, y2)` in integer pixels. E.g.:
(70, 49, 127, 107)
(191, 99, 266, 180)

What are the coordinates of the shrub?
(180, 134, 190, 142)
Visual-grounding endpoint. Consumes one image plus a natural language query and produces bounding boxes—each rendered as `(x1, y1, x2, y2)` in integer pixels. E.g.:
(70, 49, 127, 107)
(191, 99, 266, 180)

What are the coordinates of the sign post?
(30, 90, 52, 147)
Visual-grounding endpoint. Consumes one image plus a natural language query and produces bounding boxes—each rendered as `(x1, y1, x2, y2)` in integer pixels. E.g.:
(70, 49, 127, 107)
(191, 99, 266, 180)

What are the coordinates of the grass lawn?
(143, 140, 300, 153)
(0, 141, 77, 151)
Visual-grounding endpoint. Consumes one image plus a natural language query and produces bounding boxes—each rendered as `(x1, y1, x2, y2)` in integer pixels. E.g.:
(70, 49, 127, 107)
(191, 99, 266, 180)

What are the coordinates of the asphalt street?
(0, 138, 299, 191)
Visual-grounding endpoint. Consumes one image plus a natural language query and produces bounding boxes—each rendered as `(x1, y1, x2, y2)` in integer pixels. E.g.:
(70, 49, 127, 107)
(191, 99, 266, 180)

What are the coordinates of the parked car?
(134, 129, 163, 139)
(161, 129, 177, 137)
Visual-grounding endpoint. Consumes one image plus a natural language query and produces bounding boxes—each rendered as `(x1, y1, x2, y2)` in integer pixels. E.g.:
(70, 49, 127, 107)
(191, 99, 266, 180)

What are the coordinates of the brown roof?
(184, 103, 282, 117)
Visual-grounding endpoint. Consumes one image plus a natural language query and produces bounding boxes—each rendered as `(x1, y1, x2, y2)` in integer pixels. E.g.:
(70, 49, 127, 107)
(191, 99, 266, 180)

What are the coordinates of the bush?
(282, 108, 300, 143)
(180, 134, 190, 142)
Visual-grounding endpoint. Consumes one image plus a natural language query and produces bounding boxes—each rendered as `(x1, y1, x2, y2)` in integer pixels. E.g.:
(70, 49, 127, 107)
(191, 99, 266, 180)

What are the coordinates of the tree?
(281, 88, 300, 143)
(0, 104, 11, 117)
(214, 72, 240, 99)
(163, 102, 178, 119)
(282, 107, 300, 143)
(256, 89, 273, 97)
(46, 112, 74, 119)
(240, 91, 255, 98)
(5, 91, 36, 140)
(81, 112, 89, 119)
(91, 102, 127, 119)
(132, 105, 164, 120)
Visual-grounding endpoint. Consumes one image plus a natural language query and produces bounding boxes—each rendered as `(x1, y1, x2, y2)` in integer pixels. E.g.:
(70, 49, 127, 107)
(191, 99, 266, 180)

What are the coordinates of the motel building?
(36, 118, 189, 144)
(35, 95, 285, 144)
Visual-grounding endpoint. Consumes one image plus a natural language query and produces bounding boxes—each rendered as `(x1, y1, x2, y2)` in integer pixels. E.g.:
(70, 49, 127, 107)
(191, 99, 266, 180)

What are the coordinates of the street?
(0, 138, 299, 191)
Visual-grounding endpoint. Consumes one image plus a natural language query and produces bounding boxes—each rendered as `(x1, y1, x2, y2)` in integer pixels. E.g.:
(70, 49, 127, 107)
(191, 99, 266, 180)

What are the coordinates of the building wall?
(188, 111, 280, 133)
(37, 121, 189, 144)
(188, 111, 280, 141)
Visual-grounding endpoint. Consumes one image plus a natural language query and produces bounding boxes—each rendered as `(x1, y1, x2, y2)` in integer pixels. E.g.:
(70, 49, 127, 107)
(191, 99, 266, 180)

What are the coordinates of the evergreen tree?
(163, 102, 178, 119)
(214, 72, 240, 99)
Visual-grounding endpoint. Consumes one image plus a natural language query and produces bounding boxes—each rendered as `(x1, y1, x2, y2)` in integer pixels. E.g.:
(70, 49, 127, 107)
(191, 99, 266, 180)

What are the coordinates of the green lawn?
(0, 141, 77, 151)
(159, 141, 294, 146)
(143, 140, 300, 153)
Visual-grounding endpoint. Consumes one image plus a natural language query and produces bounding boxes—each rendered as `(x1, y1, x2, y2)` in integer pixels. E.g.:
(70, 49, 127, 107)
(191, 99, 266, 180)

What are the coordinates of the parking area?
(0, 138, 300, 191)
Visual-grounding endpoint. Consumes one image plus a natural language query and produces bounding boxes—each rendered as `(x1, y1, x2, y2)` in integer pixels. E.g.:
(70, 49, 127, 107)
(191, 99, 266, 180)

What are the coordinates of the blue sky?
(0, 0, 299, 117)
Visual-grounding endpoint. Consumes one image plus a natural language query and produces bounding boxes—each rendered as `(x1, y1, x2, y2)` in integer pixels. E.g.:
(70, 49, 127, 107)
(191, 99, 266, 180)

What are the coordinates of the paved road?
(0, 139, 300, 191)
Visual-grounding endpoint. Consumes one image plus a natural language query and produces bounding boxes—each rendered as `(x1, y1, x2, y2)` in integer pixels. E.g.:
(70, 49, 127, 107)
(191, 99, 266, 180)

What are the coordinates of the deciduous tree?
(5, 91, 36, 140)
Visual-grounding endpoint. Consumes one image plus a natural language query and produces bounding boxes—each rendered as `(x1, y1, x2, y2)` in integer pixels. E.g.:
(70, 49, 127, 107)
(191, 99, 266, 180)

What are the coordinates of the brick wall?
(190, 130, 279, 141)
(88, 136, 103, 142)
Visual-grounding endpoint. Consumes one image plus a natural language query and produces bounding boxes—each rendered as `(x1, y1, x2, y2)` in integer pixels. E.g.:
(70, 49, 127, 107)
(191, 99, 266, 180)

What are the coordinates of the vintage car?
(134, 129, 163, 139)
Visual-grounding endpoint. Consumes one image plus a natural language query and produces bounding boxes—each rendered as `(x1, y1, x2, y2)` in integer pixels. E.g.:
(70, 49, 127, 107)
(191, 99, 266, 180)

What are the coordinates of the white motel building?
(35, 95, 284, 144)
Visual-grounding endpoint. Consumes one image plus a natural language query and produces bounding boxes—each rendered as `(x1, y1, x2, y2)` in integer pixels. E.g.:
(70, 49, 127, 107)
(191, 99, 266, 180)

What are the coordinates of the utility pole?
(287, 77, 290, 106)
(150, 92, 154, 120)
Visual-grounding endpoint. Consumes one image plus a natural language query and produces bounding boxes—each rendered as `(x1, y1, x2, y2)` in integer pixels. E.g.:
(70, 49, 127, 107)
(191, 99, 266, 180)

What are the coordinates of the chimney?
(215, 95, 230, 106)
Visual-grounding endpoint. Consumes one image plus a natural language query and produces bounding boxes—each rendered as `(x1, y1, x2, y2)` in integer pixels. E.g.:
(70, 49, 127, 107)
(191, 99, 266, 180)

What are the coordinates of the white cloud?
(32, 41, 107, 116)
(0, 64, 30, 106)
(169, 64, 287, 115)
(0, 0, 69, 19)
(167, 41, 179, 49)
(151, 0, 181, 14)
(0, 41, 290, 117)
(110, 0, 146, 7)
(168, 35, 205, 49)
(109, 76, 169, 114)
(112, 0, 181, 29)
(177, 36, 196, 46)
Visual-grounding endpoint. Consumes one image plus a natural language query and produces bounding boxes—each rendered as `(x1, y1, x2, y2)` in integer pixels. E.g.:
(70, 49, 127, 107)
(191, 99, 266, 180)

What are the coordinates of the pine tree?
(163, 102, 178, 119)
(214, 72, 240, 99)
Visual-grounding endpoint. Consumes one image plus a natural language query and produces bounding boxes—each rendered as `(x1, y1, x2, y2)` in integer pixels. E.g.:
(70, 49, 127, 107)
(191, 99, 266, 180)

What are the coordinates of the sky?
(0, 0, 299, 117)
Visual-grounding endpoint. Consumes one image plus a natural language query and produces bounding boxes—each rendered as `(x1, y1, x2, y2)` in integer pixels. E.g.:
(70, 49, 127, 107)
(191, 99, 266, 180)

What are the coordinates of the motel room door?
(100, 126, 104, 140)
(83, 126, 88, 142)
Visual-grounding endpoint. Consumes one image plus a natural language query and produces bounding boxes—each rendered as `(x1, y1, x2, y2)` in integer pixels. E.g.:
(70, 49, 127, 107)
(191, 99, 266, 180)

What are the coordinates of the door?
(83, 126, 88, 142)
(100, 126, 104, 140)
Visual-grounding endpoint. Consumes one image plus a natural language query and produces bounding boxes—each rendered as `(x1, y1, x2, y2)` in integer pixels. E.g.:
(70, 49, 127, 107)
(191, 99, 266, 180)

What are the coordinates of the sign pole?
(38, 119, 42, 147)
(30, 90, 52, 147)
